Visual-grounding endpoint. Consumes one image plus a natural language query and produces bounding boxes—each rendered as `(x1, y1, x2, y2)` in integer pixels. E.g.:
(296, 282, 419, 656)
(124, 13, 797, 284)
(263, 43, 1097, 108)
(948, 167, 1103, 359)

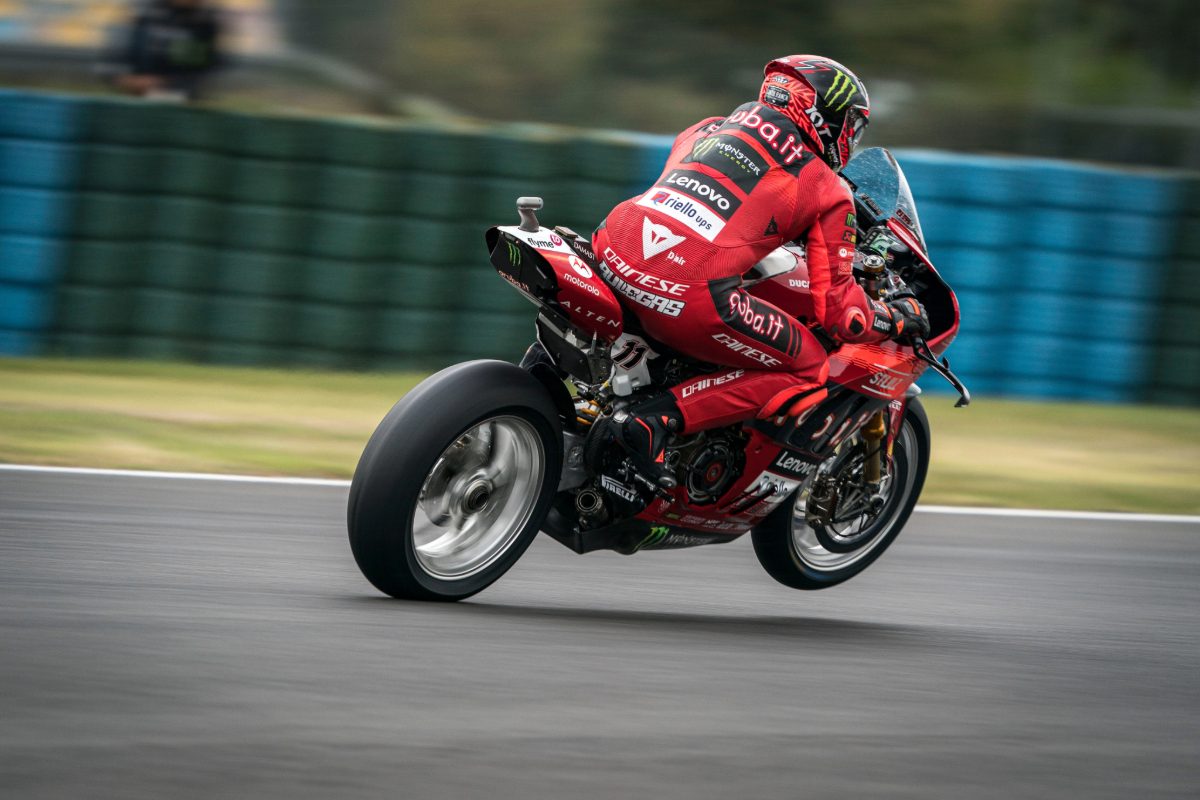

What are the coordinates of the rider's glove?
(885, 296, 931, 341)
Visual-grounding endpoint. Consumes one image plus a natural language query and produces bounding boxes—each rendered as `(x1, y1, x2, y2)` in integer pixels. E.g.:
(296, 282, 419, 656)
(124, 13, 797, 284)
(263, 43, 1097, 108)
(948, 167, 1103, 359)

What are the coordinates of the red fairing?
(748, 247, 930, 402)
(827, 341, 922, 402)
(884, 218, 961, 357)
(541, 249, 624, 341)
(634, 428, 815, 532)
(749, 257, 816, 323)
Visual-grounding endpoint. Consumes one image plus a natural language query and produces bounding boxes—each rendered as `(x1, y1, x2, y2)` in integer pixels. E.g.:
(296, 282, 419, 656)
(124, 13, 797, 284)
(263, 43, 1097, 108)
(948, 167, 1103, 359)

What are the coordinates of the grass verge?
(1, 357, 1196, 515)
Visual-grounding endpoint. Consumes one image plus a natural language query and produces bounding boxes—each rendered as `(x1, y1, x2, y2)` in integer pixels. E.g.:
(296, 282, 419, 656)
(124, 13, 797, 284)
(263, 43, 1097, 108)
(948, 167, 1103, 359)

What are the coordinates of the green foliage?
(274, 0, 1199, 161)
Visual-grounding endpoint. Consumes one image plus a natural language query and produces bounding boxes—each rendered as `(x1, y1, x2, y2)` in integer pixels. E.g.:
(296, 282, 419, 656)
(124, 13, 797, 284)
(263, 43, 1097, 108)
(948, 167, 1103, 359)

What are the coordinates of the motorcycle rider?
(592, 55, 930, 486)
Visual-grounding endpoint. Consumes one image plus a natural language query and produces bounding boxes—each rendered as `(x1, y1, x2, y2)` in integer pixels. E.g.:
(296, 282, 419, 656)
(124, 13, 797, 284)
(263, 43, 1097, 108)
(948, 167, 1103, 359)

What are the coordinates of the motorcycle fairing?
(486, 225, 624, 342)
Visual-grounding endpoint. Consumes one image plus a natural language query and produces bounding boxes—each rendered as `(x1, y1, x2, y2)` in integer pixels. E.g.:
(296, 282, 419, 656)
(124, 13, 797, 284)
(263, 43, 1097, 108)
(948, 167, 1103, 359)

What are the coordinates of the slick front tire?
(348, 360, 563, 601)
(751, 397, 931, 590)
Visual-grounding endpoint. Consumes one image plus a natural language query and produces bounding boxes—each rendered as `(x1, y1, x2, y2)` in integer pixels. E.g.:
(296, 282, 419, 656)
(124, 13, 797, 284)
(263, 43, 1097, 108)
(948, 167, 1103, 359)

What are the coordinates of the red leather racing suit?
(592, 101, 892, 432)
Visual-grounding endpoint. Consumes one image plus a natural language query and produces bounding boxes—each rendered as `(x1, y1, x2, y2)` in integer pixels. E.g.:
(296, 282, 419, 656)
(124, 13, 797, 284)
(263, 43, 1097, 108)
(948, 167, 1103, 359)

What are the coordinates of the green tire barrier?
(1, 89, 1197, 404)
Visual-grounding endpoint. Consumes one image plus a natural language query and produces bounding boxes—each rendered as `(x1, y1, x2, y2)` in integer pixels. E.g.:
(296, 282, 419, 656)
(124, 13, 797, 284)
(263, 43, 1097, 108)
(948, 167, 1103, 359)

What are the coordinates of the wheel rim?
(790, 420, 918, 572)
(412, 415, 545, 581)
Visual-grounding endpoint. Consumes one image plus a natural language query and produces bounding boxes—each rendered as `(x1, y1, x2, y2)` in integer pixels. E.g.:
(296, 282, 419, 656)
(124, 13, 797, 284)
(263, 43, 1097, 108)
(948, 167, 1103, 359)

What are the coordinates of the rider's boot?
(610, 394, 683, 489)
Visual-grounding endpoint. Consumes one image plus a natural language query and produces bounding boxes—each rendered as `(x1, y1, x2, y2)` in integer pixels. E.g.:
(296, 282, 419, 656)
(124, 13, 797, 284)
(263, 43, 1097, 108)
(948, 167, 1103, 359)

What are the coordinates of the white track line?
(1, 463, 1197, 525)
(914, 505, 1200, 525)
(0, 463, 349, 488)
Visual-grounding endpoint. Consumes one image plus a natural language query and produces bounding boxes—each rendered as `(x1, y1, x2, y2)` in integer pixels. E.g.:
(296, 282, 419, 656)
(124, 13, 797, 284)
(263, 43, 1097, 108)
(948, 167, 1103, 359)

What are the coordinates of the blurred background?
(0, 0, 1198, 404)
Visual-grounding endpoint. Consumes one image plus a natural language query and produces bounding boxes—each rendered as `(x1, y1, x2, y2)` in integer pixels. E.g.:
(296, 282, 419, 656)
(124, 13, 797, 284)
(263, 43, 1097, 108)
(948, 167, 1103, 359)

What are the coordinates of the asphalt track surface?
(1, 470, 1197, 799)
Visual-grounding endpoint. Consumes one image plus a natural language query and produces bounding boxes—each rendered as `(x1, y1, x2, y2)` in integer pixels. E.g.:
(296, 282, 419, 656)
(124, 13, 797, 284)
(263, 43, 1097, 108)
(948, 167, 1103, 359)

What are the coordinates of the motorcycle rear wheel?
(348, 360, 563, 601)
(751, 396, 930, 590)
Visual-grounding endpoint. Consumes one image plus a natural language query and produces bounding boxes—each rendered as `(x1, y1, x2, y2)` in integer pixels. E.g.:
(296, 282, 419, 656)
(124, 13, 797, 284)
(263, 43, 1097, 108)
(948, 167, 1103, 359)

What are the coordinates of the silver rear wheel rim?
(412, 415, 545, 581)
(790, 420, 918, 571)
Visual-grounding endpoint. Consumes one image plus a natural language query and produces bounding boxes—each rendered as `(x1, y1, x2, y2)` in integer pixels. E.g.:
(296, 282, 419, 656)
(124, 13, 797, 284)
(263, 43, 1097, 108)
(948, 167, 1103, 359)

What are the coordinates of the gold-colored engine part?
(861, 410, 887, 487)
(575, 399, 601, 427)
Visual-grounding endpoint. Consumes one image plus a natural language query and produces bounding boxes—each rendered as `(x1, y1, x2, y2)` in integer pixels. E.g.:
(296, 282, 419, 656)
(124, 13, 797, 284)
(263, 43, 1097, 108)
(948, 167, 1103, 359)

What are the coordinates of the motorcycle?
(348, 147, 969, 601)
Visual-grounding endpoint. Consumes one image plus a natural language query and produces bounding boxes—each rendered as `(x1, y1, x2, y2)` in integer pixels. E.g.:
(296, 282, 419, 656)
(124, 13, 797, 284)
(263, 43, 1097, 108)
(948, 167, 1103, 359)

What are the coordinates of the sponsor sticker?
(603, 247, 687, 296)
(600, 475, 639, 502)
(680, 369, 745, 398)
(684, 134, 768, 194)
(562, 270, 601, 297)
(657, 169, 742, 219)
(499, 272, 530, 293)
(507, 227, 574, 254)
(724, 104, 808, 171)
(641, 218, 686, 259)
(727, 293, 788, 345)
(711, 332, 781, 367)
(770, 451, 817, 479)
(637, 188, 725, 241)
(764, 86, 791, 108)
(599, 248, 687, 317)
(868, 371, 904, 391)
(559, 299, 620, 328)
(568, 254, 593, 278)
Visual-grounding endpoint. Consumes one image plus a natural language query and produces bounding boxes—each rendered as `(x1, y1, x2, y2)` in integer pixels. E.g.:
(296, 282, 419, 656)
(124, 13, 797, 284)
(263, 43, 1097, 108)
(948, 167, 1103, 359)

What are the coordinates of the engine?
(670, 428, 747, 506)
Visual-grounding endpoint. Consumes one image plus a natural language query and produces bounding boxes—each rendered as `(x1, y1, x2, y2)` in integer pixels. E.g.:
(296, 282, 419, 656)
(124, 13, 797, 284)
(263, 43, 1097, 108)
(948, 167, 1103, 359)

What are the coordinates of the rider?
(592, 55, 930, 486)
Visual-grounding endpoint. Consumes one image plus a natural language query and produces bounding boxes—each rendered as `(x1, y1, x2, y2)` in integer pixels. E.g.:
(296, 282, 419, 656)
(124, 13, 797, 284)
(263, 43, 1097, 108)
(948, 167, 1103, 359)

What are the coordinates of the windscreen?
(841, 147, 926, 251)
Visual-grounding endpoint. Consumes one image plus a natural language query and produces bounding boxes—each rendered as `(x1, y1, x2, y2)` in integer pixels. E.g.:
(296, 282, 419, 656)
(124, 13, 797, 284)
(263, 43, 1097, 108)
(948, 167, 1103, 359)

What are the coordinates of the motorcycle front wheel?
(751, 396, 930, 590)
(348, 360, 563, 601)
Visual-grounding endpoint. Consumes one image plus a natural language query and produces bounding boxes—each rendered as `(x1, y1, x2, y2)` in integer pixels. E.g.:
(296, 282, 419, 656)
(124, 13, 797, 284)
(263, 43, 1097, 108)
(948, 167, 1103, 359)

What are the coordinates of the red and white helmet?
(759, 55, 870, 171)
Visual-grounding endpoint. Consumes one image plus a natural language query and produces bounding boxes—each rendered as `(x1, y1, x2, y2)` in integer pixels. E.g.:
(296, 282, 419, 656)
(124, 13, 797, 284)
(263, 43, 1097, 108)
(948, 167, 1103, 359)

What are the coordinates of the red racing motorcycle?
(348, 147, 969, 601)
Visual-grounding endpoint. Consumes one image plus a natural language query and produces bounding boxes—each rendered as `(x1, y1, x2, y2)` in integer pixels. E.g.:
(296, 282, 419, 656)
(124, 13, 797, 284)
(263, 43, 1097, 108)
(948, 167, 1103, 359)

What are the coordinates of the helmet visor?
(846, 108, 868, 156)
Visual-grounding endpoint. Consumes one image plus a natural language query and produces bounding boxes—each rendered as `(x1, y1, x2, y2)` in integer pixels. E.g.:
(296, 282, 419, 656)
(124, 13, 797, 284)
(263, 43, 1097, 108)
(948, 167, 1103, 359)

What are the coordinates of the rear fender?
(524, 361, 575, 425)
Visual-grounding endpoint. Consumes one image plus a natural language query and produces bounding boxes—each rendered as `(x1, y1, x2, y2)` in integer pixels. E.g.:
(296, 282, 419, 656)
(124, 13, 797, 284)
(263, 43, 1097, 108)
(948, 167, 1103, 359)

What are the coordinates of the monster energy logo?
(506, 240, 522, 265)
(824, 71, 858, 112)
(637, 525, 670, 550)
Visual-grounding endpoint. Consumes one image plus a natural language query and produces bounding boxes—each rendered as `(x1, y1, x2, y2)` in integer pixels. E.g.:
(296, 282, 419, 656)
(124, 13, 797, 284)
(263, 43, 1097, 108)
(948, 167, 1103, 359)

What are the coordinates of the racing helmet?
(760, 55, 870, 171)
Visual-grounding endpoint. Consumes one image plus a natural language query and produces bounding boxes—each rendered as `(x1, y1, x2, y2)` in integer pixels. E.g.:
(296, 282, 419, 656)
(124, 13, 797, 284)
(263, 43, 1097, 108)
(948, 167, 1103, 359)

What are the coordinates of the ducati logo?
(642, 218, 686, 259)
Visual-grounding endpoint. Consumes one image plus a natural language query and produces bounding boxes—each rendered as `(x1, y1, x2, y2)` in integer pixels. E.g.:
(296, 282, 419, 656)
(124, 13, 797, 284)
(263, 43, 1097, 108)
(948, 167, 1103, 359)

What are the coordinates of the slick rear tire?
(751, 397, 931, 590)
(348, 360, 563, 601)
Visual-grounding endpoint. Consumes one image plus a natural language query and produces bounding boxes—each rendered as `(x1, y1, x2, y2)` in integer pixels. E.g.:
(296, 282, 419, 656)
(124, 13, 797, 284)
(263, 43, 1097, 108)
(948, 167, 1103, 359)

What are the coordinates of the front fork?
(861, 410, 887, 492)
(865, 396, 909, 492)
(860, 257, 892, 501)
